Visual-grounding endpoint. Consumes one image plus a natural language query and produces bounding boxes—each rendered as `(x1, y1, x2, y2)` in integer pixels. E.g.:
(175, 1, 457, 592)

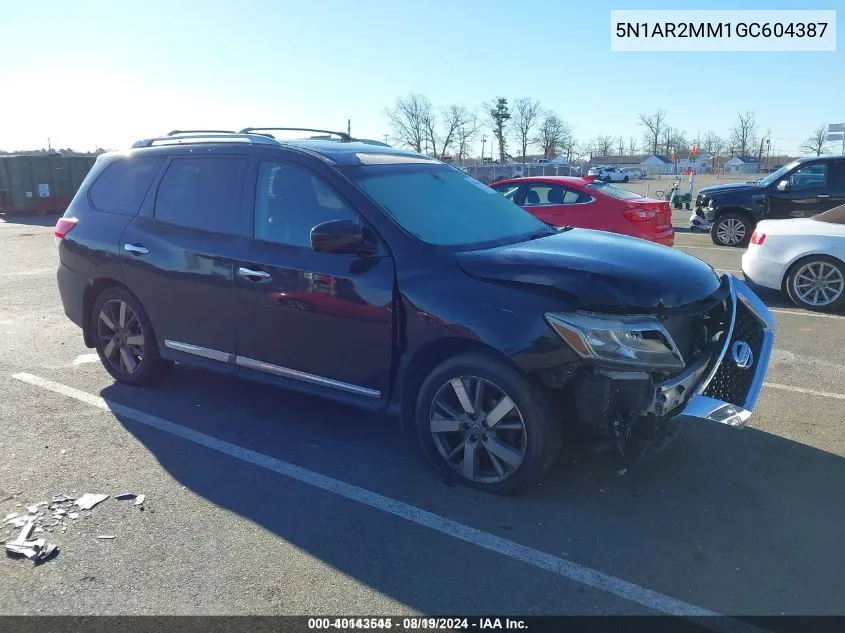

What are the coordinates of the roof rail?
(131, 132, 281, 148)
(167, 129, 236, 136)
(239, 127, 352, 142)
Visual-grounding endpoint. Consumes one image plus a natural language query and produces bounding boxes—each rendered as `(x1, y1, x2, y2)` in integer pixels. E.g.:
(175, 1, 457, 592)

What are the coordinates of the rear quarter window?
(89, 156, 165, 215)
(153, 157, 245, 235)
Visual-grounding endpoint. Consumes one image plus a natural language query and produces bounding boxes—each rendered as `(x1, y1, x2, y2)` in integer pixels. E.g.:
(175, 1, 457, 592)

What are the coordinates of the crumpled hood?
(456, 229, 722, 311)
(698, 182, 758, 196)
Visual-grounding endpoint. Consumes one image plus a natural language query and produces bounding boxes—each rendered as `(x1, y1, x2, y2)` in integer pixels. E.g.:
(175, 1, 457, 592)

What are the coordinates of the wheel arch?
(714, 206, 756, 224)
(395, 337, 520, 433)
(82, 277, 139, 348)
(781, 252, 845, 293)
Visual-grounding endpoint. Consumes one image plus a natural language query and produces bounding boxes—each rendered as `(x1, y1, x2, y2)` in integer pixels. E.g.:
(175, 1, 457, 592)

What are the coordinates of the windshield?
(343, 164, 552, 248)
(756, 160, 802, 187)
(588, 181, 643, 200)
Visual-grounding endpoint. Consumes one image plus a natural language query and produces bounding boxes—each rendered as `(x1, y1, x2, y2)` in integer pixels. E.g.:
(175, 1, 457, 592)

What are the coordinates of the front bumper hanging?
(665, 275, 775, 429)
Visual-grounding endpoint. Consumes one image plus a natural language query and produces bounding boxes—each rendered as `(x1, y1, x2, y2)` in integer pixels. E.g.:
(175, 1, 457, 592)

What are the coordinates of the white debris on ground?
(2, 490, 147, 565)
(74, 493, 109, 510)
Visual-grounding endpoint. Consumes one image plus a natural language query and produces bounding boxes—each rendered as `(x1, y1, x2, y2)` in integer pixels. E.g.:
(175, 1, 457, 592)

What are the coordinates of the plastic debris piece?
(134, 495, 145, 506)
(617, 468, 628, 477)
(69, 512, 79, 520)
(115, 493, 136, 501)
(75, 493, 108, 510)
(52, 494, 74, 503)
(3, 513, 18, 522)
(97, 535, 115, 540)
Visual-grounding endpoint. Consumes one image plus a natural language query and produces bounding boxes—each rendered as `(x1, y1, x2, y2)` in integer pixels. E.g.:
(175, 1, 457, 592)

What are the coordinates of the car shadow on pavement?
(0, 214, 60, 227)
(101, 366, 845, 615)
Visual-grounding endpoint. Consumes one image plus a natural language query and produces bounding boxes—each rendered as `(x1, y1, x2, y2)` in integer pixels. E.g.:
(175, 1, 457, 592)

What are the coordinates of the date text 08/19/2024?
(307, 618, 528, 630)
(615, 22, 828, 38)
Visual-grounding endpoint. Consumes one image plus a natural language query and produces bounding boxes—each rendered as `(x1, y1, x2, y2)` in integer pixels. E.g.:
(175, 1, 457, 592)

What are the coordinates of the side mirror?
(776, 180, 789, 192)
(310, 220, 377, 256)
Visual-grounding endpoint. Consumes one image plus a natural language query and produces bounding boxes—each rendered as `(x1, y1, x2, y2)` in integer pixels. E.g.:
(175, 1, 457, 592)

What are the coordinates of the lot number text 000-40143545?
(610, 10, 836, 51)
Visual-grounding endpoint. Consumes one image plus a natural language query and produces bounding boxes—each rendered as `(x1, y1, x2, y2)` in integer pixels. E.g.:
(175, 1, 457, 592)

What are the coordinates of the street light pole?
(481, 135, 487, 163)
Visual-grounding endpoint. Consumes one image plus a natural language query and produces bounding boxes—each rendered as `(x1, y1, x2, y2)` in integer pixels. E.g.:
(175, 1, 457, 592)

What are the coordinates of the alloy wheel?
(792, 261, 845, 307)
(715, 218, 746, 245)
(97, 299, 144, 374)
(429, 376, 527, 484)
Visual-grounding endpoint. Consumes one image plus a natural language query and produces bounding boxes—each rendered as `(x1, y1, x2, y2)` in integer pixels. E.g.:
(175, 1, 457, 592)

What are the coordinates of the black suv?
(55, 128, 775, 493)
(691, 155, 845, 247)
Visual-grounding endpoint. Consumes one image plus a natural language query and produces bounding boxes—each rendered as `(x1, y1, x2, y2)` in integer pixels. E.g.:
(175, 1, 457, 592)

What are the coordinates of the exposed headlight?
(545, 313, 685, 370)
(707, 199, 715, 209)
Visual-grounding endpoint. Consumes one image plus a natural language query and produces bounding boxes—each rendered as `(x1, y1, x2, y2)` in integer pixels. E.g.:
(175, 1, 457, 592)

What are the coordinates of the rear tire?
(785, 255, 845, 312)
(91, 286, 170, 386)
(711, 213, 752, 247)
(415, 353, 562, 494)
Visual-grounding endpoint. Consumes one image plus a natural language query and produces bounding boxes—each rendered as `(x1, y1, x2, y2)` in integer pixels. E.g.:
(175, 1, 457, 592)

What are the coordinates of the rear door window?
(89, 156, 165, 215)
(524, 183, 566, 206)
(154, 157, 246, 235)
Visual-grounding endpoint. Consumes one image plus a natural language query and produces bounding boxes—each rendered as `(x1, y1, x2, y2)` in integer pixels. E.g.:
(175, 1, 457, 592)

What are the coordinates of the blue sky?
(0, 0, 841, 155)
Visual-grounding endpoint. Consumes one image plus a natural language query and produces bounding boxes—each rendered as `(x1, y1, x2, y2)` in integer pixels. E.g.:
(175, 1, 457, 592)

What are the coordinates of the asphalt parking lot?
(1, 213, 843, 617)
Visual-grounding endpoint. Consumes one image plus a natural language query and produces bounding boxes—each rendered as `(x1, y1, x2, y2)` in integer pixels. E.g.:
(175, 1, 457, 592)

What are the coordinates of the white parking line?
(764, 383, 845, 401)
(770, 308, 845, 321)
(6, 267, 55, 277)
(11, 372, 724, 620)
(673, 245, 729, 252)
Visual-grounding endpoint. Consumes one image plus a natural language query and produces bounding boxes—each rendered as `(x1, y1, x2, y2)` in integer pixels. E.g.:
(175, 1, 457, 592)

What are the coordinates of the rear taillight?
(54, 217, 78, 242)
(750, 230, 766, 245)
(623, 208, 657, 222)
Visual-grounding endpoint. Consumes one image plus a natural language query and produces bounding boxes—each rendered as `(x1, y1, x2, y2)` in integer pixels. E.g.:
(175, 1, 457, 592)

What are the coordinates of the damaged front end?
(545, 275, 775, 458)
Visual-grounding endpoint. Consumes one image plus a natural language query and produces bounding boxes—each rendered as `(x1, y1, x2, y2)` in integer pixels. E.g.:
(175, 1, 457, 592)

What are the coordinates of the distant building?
(723, 155, 760, 173)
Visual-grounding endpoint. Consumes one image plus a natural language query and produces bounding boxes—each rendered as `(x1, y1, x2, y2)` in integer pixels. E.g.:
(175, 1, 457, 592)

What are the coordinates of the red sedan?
(489, 176, 674, 246)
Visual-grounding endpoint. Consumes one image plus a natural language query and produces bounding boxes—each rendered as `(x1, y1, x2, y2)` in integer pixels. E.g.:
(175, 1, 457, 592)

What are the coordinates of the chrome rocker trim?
(236, 356, 381, 398)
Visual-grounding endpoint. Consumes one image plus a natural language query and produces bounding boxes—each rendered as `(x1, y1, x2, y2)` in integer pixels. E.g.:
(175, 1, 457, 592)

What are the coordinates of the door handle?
(238, 266, 272, 281)
(124, 243, 149, 255)
(817, 194, 830, 199)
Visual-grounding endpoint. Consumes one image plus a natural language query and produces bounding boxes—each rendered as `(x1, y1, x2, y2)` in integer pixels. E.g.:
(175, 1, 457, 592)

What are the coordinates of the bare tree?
(802, 125, 830, 156)
(511, 98, 543, 164)
(425, 104, 473, 160)
(672, 129, 689, 156)
(730, 111, 758, 158)
(661, 126, 673, 158)
(561, 135, 580, 163)
(533, 112, 569, 159)
(702, 130, 725, 170)
(639, 109, 666, 154)
(628, 137, 638, 155)
(455, 112, 482, 165)
(594, 135, 614, 157)
(385, 93, 431, 152)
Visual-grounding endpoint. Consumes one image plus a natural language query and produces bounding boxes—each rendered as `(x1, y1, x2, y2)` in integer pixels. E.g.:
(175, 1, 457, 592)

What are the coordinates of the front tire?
(785, 256, 845, 312)
(91, 286, 169, 386)
(623, 175, 629, 182)
(415, 353, 562, 494)
(711, 213, 752, 247)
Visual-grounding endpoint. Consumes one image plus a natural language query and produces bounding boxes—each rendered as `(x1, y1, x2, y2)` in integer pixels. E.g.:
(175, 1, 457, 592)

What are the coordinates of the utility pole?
(383, 134, 389, 145)
(765, 138, 771, 171)
(481, 135, 487, 162)
(47, 137, 52, 151)
(347, 119, 351, 137)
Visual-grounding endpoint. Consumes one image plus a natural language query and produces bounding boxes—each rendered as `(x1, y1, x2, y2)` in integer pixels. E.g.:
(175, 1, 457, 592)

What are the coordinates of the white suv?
(590, 166, 629, 183)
